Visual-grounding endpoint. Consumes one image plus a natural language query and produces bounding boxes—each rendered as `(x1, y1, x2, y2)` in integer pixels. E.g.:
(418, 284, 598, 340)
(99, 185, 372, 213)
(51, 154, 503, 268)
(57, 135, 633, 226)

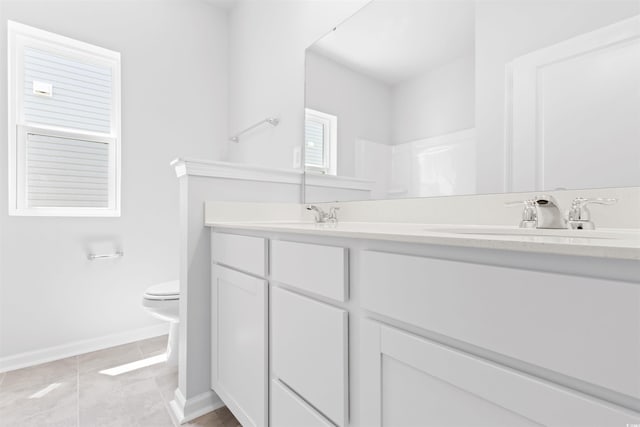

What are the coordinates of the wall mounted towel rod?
(87, 251, 123, 261)
(230, 117, 279, 142)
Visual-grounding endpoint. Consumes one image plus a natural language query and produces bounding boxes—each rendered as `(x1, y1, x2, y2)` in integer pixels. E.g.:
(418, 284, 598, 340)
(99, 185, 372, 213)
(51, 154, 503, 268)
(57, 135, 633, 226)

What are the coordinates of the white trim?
(506, 15, 640, 192)
(7, 20, 121, 217)
(170, 157, 303, 185)
(305, 108, 338, 175)
(305, 172, 375, 191)
(170, 388, 224, 424)
(0, 323, 168, 373)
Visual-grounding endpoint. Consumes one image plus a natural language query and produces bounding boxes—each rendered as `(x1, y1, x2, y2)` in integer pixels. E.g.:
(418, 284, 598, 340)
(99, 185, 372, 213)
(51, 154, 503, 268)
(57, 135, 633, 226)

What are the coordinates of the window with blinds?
(23, 47, 113, 134)
(8, 21, 121, 217)
(305, 108, 338, 175)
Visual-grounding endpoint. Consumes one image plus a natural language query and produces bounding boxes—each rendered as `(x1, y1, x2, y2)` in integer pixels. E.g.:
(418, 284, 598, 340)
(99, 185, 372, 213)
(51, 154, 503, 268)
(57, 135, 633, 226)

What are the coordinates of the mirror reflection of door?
(304, 0, 640, 203)
(507, 16, 640, 192)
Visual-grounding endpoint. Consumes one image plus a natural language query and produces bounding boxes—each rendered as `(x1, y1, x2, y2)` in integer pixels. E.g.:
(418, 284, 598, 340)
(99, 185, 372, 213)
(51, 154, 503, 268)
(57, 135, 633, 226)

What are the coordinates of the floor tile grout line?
(153, 375, 180, 427)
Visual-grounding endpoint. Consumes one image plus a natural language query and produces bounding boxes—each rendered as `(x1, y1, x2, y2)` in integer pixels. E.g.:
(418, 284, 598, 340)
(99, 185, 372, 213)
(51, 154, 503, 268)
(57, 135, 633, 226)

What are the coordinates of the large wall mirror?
(303, 0, 640, 203)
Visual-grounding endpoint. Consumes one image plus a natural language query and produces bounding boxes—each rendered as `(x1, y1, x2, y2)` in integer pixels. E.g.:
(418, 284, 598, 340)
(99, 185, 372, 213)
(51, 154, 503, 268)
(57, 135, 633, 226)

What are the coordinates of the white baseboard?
(170, 388, 224, 424)
(0, 323, 169, 373)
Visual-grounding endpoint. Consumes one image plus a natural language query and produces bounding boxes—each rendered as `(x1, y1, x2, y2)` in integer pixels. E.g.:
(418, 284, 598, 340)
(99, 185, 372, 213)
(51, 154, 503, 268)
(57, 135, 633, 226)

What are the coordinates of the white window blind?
(305, 119, 326, 169)
(305, 108, 337, 175)
(25, 133, 110, 208)
(8, 21, 121, 217)
(23, 47, 113, 134)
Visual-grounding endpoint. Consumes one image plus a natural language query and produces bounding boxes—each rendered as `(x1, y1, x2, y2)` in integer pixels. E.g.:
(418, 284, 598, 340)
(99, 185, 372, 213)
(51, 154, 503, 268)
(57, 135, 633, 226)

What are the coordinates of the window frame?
(305, 108, 337, 175)
(7, 20, 121, 217)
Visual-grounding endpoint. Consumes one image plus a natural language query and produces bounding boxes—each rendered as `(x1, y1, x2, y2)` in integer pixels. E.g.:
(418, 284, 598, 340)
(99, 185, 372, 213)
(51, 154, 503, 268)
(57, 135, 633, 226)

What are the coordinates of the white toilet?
(142, 280, 180, 366)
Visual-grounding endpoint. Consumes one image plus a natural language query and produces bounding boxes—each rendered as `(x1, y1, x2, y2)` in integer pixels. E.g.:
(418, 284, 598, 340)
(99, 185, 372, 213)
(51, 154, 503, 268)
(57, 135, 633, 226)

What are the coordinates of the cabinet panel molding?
(362, 320, 639, 426)
(271, 379, 333, 427)
(361, 250, 640, 399)
(211, 264, 267, 427)
(272, 286, 349, 426)
(271, 240, 348, 301)
(212, 231, 266, 277)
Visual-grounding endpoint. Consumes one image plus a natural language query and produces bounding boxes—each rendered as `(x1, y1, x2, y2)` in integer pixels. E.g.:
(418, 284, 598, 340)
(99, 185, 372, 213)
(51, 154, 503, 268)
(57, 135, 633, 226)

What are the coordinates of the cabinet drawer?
(272, 287, 348, 426)
(271, 240, 348, 301)
(271, 380, 333, 427)
(211, 231, 266, 277)
(360, 250, 640, 400)
(362, 321, 639, 426)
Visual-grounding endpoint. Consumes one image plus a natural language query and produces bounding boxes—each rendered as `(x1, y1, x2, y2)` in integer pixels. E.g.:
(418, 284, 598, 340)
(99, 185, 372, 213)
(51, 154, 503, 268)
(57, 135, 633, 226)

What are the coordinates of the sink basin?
(424, 226, 636, 241)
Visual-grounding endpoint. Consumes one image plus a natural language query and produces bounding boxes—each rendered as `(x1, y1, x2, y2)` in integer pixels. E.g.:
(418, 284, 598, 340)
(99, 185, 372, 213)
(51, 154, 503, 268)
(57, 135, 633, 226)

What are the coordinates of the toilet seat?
(144, 280, 179, 301)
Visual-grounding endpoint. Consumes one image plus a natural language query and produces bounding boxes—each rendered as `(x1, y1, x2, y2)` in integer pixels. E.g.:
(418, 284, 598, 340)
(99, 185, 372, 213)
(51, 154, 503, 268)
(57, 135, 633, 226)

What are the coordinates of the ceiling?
(309, 0, 475, 85)
(204, 0, 238, 10)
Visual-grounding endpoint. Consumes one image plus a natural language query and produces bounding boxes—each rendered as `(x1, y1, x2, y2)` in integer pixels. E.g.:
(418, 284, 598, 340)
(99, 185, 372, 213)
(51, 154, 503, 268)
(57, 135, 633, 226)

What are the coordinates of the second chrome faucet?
(507, 195, 616, 230)
(306, 205, 339, 224)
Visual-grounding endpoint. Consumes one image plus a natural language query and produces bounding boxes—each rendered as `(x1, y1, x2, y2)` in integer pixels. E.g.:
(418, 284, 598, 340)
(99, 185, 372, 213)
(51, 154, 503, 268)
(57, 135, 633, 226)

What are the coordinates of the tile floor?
(0, 335, 240, 427)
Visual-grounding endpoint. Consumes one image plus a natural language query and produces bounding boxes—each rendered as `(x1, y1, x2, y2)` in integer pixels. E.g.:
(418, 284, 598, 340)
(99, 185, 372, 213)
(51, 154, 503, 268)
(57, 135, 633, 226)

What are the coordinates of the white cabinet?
(208, 228, 640, 427)
(211, 264, 267, 427)
(361, 320, 639, 427)
(271, 286, 349, 426)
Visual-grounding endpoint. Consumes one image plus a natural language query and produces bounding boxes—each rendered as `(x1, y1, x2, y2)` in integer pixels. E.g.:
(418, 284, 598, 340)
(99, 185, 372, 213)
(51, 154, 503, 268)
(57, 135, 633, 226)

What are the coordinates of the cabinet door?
(272, 286, 348, 426)
(211, 265, 267, 427)
(361, 321, 639, 427)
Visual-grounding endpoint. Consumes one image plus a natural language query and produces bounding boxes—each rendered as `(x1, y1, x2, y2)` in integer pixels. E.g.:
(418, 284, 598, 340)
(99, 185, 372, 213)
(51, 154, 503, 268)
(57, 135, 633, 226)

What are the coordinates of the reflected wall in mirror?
(303, 0, 640, 203)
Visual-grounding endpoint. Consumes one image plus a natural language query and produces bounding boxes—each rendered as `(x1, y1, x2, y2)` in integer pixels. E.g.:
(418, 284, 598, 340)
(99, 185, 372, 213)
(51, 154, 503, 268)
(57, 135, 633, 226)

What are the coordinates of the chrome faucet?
(506, 195, 563, 228)
(507, 195, 617, 230)
(531, 195, 565, 229)
(306, 205, 339, 223)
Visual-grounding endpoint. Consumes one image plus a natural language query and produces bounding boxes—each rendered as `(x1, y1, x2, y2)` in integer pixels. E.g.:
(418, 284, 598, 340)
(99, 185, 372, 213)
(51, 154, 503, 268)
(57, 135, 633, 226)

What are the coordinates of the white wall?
(392, 54, 474, 145)
(175, 164, 303, 419)
(475, 0, 640, 194)
(354, 139, 392, 199)
(0, 0, 228, 365)
(306, 50, 391, 177)
(226, 0, 369, 170)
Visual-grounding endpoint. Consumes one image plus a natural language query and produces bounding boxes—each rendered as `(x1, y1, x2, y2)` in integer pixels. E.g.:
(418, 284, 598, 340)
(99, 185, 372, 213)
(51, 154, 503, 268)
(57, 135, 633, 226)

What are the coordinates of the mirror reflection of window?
(305, 108, 338, 175)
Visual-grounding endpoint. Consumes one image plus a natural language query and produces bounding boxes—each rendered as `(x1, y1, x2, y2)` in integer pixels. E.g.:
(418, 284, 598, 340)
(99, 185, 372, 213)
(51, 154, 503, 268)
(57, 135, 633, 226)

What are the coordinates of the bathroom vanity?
(205, 213, 640, 427)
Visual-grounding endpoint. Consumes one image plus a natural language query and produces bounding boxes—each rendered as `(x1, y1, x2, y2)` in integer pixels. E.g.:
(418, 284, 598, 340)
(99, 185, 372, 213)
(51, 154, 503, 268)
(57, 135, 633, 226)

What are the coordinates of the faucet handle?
(567, 197, 617, 227)
(570, 197, 617, 208)
(505, 200, 537, 228)
(504, 199, 533, 207)
(328, 206, 340, 222)
(568, 197, 617, 219)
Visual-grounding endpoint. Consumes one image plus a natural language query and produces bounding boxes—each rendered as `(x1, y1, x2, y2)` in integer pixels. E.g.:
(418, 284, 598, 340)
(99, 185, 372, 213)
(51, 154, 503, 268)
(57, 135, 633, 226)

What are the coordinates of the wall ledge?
(305, 172, 375, 191)
(171, 157, 302, 185)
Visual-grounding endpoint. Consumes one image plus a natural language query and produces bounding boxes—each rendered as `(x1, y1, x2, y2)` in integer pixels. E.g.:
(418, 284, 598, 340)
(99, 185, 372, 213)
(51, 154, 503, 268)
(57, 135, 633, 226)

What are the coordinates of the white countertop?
(205, 220, 640, 261)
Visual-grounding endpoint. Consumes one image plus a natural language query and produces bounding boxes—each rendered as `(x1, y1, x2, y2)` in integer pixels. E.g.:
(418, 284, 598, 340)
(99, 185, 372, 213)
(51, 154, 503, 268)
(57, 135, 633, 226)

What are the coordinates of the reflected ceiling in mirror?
(303, 0, 640, 203)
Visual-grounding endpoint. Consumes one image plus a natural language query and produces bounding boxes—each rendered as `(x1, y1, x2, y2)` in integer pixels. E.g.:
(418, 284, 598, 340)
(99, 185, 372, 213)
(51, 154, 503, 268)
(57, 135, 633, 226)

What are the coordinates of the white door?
(211, 265, 267, 427)
(361, 320, 639, 427)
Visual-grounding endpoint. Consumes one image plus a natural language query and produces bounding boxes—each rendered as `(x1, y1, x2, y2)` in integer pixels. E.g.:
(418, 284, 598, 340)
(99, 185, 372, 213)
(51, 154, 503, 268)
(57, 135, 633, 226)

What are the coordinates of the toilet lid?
(144, 280, 180, 300)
